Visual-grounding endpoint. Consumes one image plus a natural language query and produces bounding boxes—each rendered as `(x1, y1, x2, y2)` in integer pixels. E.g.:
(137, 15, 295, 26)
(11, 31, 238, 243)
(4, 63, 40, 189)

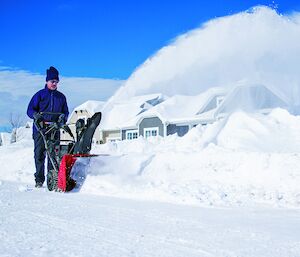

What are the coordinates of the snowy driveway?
(1, 181, 300, 257)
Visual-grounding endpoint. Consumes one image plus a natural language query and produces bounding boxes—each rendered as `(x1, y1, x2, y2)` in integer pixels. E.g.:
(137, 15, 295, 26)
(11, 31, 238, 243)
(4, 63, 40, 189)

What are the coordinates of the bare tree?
(9, 112, 25, 143)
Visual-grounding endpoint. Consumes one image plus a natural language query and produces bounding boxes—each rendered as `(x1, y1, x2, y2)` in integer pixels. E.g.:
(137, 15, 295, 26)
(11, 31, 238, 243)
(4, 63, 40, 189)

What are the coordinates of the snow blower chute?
(34, 111, 102, 192)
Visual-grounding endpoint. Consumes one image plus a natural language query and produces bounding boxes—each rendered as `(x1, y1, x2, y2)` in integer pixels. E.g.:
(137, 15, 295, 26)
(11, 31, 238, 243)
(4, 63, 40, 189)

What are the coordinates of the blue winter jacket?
(27, 85, 69, 135)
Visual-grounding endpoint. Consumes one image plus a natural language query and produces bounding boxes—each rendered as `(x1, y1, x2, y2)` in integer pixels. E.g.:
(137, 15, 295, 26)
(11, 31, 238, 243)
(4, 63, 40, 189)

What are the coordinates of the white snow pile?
(0, 132, 11, 146)
(1, 109, 300, 208)
(70, 108, 300, 207)
(0, 124, 32, 146)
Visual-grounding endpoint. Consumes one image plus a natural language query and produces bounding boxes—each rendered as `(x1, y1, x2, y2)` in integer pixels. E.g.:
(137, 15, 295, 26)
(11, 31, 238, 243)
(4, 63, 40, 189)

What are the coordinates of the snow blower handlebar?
(33, 112, 75, 140)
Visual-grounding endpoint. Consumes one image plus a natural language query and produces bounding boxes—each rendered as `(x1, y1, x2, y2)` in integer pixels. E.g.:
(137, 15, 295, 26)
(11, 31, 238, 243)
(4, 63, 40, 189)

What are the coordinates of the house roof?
(215, 84, 289, 117)
(100, 93, 166, 130)
(68, 100, 105, 123)
(120, 87, 226, 128)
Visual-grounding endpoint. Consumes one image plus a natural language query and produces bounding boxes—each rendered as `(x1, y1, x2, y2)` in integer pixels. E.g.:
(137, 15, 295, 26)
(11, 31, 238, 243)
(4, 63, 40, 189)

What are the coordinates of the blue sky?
(1, 0, 300, 79)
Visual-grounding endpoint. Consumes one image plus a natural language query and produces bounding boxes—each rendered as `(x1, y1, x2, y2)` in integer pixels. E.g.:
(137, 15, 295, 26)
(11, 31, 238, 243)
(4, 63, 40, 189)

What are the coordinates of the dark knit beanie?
(46, 66, 59, 82)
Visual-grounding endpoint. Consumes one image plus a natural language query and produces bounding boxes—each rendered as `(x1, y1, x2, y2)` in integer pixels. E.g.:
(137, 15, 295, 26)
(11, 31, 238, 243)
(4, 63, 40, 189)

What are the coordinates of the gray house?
(119, 84, 290, 140)
(100, 94, 166, 143)
(120, 87, 226, 140)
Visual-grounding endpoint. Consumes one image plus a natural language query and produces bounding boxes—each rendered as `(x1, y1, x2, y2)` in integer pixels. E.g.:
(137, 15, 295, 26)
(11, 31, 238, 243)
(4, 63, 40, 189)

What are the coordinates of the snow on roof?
(118, 87, 226, 128)
(68, 100, 105, 122)
(142, 87, 225, 122)
(100, 93, 166, 130)
(215, 84, 289, 117)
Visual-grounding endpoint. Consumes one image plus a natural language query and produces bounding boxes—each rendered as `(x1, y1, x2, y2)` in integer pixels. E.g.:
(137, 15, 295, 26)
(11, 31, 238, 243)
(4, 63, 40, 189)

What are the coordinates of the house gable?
(138, 117, 164, 137)
(196, 94, 225, 115)
(216, 85, 288, 116)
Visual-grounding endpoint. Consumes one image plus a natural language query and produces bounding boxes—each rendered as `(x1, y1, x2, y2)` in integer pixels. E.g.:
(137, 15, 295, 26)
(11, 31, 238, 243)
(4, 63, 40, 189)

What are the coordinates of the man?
(27, 66, 69, 188)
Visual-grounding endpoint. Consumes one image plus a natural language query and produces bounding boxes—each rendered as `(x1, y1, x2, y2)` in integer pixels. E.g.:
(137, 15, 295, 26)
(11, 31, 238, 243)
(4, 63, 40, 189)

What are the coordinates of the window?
(144, 127, 159, 138)
(126, 130, 138, 140)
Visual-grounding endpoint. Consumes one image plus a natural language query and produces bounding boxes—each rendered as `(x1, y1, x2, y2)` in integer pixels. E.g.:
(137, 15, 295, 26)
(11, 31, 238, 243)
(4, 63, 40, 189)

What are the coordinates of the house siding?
(121, 129, 139, 140)
(139, 117, 164, 137)
(102, 130, 120, 141)
(122, 130, 126, 140)
(167, 124, 189, 137)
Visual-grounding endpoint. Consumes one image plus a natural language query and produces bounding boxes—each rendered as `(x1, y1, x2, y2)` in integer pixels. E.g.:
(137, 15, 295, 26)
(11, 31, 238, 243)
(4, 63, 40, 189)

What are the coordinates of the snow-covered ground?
(81, 109, 300, 208)
(1, 108, 300, 256)
(1, 181, 300, 257)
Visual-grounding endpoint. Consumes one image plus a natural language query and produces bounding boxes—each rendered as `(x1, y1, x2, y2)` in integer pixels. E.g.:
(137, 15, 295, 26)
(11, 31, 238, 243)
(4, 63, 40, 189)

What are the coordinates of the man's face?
(46, 80, 59, 90)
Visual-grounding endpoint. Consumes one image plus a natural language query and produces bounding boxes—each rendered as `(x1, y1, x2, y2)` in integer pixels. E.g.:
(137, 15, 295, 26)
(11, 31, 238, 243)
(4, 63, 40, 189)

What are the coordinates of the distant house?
(120, 87, 226, 140)
(119, 84, 290, 140)
(100, 94, 166, 143)
(65, 84, 289, 144)
(61, 100, 105, 143)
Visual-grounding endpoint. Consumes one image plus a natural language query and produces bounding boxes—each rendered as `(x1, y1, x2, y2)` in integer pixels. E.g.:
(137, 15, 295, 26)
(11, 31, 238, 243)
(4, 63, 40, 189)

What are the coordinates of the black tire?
(66, 178, 77, 192)
(47, 169, 58, 191)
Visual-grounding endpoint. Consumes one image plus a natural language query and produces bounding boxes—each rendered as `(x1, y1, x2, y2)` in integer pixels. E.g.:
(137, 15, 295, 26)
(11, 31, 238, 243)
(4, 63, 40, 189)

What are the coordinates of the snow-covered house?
(120, 87, 226, 140)
(61, 100, 105, 143)
(119, 84, 290, 140)
(66, 84, 288, 143)
(100, 94, 165, 143)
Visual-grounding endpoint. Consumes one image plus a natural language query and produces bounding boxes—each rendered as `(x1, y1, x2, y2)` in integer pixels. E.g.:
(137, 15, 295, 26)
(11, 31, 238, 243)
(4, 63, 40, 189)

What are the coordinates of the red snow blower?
(34, 112, 101, 192)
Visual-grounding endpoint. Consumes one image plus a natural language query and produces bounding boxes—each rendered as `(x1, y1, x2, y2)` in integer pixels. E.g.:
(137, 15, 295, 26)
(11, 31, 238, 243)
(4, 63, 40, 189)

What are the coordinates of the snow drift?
(2, 109, 298, 207)
(77, 108, 300, 207)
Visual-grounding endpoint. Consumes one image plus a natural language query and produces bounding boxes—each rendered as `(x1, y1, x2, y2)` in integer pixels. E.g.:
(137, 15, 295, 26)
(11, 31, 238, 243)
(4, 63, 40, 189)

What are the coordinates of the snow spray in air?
(106, 6, 300, 113)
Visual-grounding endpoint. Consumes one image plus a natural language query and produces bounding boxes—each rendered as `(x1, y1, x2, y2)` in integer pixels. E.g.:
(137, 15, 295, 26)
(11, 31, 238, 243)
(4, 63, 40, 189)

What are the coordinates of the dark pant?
(33, 132, 59, 184)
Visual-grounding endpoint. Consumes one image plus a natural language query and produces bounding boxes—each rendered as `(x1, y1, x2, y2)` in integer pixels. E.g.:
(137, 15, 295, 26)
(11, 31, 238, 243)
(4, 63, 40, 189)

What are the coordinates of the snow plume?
(106, 6, 300, 113)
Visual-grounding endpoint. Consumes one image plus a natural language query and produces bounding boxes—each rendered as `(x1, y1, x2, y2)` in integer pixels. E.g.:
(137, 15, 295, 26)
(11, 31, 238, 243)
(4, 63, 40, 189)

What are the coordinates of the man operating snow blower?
(27, 66, 69, 188)
(27, 66, 102, 192)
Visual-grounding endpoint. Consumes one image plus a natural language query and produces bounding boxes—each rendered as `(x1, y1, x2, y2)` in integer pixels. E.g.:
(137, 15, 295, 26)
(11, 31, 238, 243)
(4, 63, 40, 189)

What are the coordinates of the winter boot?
(35, 182, 43, 188)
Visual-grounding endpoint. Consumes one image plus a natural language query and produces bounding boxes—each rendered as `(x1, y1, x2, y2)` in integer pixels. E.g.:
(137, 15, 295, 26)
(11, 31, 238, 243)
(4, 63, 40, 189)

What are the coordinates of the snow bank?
(78, 108, 300, 207)
(0, 132, 11, 146)
(0, 125, 32, 146)
(0, 125, 33, 182)
(218, 108, 300, 152)
(1, 109, 300, 208)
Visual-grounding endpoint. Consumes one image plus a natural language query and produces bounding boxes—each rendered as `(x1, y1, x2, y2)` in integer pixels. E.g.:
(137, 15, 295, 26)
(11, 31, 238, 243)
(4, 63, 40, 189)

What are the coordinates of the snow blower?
(34, 111, 102, 192)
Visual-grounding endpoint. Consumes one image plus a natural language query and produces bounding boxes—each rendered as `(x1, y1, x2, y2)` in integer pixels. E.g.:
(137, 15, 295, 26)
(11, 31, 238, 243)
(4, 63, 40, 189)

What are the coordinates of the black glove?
(33, 113, 43, 122)
(57, 114, 65, 125)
